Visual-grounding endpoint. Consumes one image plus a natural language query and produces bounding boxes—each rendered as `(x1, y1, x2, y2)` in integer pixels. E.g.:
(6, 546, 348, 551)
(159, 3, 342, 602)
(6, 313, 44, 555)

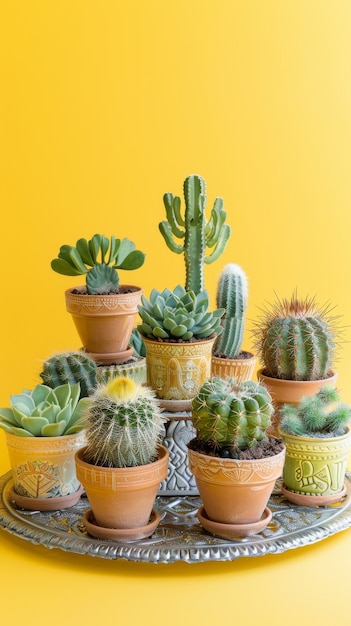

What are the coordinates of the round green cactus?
(137, 284, 224, 341)
(40, 351, 98, 398)
(83, 377, 166, 468)
(253, 293, 338, 381)
(191, 377, 274, 450)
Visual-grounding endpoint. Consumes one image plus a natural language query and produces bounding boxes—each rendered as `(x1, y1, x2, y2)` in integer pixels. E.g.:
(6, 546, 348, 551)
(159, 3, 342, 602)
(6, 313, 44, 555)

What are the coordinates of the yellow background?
(1, 1, 351, 624)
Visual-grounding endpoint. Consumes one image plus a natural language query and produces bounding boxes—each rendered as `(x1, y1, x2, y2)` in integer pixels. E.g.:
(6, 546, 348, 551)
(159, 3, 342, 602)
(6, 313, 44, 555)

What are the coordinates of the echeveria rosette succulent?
(51, 234, 146, 295)
(137, 284, 225, 341)
(0, 383, 90, 437)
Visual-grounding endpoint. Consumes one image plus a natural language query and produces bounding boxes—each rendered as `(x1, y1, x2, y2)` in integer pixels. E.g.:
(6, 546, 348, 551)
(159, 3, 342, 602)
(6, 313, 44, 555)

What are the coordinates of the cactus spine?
(191, 377, 274, 450)
(40, 351, 98, 398)
(83, 377, 166, 468)
(253, 293, 338, 381)
(213, 264, 248, 358)
(280, 386, 351, 438)
(159, 174, 231, 294)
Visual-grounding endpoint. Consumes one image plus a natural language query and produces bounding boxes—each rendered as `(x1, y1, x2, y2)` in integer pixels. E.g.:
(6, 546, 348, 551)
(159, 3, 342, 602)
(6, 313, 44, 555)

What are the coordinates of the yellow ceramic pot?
(143, 336, 216, 411)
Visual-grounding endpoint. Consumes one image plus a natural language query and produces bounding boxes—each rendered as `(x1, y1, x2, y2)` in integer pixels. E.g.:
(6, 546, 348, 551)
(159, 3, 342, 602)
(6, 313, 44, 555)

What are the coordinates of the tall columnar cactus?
(40, 351, 98, 398)
(280, 386, 351, 438)
(159, 174, 231, 294)
(253, 293, 338, 381)
(213, 264, 248, 358)
(83, 377, 166, 468)
(191, 377, 274, 450)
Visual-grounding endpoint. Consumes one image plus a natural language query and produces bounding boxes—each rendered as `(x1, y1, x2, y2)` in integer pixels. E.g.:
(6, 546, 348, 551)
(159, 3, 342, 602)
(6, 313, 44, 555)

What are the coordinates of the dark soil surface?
(212, 350, 254, 359)
(188, 437, 284, 460)
(71, 285, 138, 295)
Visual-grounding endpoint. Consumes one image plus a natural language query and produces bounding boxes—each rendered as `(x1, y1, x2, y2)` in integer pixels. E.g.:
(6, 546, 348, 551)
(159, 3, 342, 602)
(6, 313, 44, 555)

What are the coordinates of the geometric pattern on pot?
(189, 451, 285, 483)
(5, 431, 85, 499)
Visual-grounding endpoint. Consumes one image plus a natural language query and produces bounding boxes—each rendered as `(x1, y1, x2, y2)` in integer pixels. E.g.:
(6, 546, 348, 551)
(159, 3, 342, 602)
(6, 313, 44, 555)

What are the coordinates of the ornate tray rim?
(1, 470, 351, 564)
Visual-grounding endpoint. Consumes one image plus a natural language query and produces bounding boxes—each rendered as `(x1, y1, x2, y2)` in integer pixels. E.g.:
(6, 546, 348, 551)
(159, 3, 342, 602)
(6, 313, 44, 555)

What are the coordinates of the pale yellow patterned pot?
(143, 336, 216, 411)
(5, 430, 87, 510)
(280, 427, 351, 505)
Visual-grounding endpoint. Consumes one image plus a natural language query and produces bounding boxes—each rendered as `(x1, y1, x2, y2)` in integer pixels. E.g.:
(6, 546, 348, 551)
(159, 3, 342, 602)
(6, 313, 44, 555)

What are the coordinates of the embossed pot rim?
(65, 285, 143, 314)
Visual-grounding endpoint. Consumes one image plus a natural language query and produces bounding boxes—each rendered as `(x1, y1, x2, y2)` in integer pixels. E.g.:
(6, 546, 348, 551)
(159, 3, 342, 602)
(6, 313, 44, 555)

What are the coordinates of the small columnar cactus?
(191, 377, 274, 450)
(213, 264, 248, 358)
(40, 351, 98, 398)
(252, 293, 338, 381)
(51, 234, 145, 294)
(83, 377, 166, 468)
(280, 387, 351, 438)
(0, 383, 89, 437)
(137, 284, 224, 341)
(159, 174, 231, 294)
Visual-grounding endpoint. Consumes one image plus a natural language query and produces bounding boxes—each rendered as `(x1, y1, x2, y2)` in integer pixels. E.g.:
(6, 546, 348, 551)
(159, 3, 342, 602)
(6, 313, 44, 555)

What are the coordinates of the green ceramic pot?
(280, 427, 351, 504)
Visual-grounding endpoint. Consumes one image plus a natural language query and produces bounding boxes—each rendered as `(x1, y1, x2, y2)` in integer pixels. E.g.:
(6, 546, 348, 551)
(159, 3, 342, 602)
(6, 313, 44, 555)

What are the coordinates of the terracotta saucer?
(281, 483, 347, 507)
(85, 345, 134, 365)
(197, 505, 272, 539)
(83, 508, 161, 542)
(9, 485, 84, 511)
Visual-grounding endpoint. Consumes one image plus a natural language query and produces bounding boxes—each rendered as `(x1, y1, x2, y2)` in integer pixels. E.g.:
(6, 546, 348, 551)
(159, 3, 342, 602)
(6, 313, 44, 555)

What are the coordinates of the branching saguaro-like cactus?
(213, 264, 248, 358)
(83, 377, 166, 468)
(191, 377, 274, 450)
(159, 174, 231, 294)
(280, 387, 351, 438)
(40, 351, 98, 398)
(253, 293, 339, 381)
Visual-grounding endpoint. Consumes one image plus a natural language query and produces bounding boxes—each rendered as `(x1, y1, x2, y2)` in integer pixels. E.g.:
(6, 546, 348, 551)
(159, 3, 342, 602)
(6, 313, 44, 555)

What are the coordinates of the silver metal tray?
(1, 470, 351, 564)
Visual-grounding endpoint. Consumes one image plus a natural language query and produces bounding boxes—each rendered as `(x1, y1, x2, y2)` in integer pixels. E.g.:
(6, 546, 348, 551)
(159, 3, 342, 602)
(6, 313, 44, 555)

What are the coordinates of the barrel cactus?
(280, 386, 351, 438)
(213, 264, 248, 358)
(40, 351, 98, 398)
(191, 377, 274, 450)
(137, 284, 224, 341)
(159, 174, 231, 294)
(82, 377, 166, 468)
(253, 293, 338, 381)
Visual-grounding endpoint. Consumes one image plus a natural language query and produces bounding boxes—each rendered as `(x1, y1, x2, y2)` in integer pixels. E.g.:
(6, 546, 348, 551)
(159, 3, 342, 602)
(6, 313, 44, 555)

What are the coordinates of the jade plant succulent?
(213, 264, 248, 358)
(191, 376, 274, 453)
(159, 174, 231, 294)
(252, 292, 339, 381)
(82, 377, 166, 468)
(137, 284, 225, 341)
(0, 383, 89, 437)
(51, 233, 146, 295)
(280, 387, 351, 438)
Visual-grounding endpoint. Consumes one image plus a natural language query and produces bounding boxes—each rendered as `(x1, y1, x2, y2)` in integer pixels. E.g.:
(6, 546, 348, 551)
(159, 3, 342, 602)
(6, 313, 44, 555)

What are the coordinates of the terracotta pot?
(143, 336, 216, 412)
(75, 445, 169, 531)
(5, 430, 86, 511)
(187, 445, 285, 528)
(65, 285, 143, 365)
(280, 427, 351, 506)
(257, 369, 338, 437)
(211, 352, 256, 382)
